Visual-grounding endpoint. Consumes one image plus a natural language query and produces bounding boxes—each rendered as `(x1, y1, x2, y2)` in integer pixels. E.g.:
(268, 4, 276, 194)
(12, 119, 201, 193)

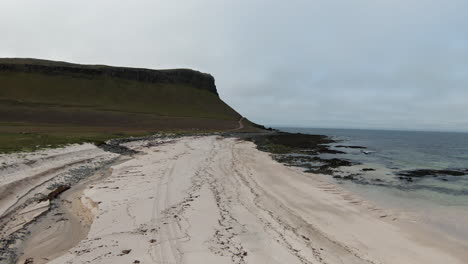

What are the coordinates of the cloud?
(1, 0, 467, 131)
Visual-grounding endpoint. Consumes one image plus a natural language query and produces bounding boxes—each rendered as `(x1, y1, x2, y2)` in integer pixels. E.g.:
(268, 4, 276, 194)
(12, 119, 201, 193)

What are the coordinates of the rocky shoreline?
(245, 132, 361, 176)
(247, 132, 468, 196)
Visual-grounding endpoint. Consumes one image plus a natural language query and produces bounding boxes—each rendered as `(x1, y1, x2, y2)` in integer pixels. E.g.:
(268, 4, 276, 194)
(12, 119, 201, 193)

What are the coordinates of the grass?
(0, 128, 228, 154)
(0, 72, 239, 120)
(0, 132, 118, 153)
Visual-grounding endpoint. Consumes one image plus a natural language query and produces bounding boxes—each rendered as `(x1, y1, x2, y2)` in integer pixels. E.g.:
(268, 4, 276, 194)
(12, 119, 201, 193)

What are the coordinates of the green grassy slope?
(0, 72, 238, 119)
(0, 58, 246, 152)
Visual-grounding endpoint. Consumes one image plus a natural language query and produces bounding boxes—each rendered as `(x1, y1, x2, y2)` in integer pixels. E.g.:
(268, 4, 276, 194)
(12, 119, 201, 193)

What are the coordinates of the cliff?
(0, 58, 218, 95)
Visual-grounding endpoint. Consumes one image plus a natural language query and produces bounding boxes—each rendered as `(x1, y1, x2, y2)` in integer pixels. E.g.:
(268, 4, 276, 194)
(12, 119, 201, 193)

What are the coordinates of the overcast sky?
(1, 1, 468, 132)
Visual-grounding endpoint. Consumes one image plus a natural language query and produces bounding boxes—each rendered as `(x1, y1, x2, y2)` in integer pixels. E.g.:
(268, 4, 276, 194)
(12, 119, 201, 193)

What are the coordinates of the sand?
(0, 143, 118, 242)
(4, 136, 468, 264)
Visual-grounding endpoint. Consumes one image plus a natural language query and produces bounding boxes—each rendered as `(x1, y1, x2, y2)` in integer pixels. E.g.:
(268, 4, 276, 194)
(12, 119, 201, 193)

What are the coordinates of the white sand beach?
(2, 136, 467, 264)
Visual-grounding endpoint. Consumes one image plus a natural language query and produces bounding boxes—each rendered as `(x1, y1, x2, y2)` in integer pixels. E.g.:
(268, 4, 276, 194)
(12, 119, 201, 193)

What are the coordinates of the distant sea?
(278, 127, 468, 240)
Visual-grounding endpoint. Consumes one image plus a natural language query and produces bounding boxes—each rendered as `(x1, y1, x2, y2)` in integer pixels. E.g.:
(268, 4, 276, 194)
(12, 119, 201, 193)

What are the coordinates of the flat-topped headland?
(0, 58, 264, 153)
(0, 58, 218, 94)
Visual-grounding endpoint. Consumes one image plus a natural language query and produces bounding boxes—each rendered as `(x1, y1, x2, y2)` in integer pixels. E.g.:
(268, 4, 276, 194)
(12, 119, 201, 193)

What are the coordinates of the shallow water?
(278, 127, 468, 241)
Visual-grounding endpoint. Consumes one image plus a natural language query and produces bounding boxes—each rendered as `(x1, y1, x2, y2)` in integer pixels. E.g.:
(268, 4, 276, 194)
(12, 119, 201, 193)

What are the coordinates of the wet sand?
(2, 136, 468, 264)
(15, 166, 117, 264)
(0, 143, 119, 263)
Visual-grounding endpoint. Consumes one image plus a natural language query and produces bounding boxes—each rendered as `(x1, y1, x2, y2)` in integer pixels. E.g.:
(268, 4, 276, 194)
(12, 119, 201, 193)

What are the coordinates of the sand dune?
(5, 136, 468, 263)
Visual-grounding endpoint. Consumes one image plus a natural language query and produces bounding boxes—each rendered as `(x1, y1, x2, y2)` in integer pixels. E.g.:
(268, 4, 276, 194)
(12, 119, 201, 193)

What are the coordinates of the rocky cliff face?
(0, 58, 218, 95)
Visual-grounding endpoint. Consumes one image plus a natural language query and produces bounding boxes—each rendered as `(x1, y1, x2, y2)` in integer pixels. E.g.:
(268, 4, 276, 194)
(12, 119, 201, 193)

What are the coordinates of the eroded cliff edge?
(0, 58, 218, 95)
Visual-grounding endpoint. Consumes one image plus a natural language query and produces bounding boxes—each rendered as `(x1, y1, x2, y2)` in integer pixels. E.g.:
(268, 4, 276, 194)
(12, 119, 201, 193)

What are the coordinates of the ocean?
(278, 127, 468, 241)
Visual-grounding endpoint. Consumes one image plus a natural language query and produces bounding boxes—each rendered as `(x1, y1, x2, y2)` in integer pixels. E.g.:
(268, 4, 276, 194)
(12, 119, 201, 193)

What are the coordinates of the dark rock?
(362, 168, 375, 171)
(247, 132, 335, 154)
(120, 249, 132, 255)
(398, 176, 413, 182)
(40, 185, 70, 201)
(96, 141, 138, 155)
(397, 169, 467, 178)
(0, 59, 218, 95)
(247, 132, 357, 176)
(335, 145, 366, 149)
(325, 158, 354, 167)
(320, 149, 346, 154)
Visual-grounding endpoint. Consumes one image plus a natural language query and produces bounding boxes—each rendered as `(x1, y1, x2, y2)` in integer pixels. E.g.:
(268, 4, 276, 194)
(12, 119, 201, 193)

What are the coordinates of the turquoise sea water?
(278, 127, 468, 240)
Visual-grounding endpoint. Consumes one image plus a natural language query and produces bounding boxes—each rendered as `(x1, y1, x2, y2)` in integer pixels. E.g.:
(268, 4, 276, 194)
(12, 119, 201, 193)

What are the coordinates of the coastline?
(274, 128, 468, 243)
(1, 135, 467, 263)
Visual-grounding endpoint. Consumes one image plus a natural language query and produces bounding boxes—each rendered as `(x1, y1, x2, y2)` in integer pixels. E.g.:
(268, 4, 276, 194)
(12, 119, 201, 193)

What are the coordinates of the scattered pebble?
(119, 249, 132, 256)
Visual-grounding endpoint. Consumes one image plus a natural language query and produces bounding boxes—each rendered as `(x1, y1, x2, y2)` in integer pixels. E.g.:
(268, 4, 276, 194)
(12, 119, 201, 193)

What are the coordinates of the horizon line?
(269, 125, 468, 134)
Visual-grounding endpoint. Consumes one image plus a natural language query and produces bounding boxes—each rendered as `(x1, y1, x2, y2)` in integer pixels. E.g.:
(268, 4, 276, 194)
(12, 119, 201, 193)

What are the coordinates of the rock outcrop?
(0, 58, 218, 95)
